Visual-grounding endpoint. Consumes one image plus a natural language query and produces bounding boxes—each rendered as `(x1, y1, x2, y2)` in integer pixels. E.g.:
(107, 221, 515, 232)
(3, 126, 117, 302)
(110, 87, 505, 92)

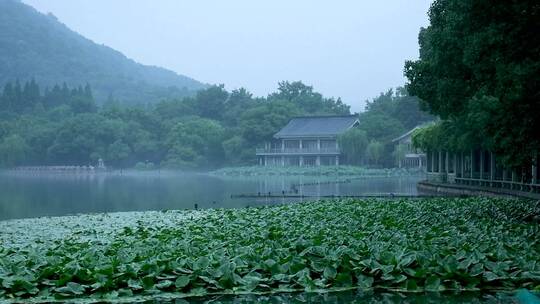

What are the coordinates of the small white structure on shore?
(97, 158, 106, 170)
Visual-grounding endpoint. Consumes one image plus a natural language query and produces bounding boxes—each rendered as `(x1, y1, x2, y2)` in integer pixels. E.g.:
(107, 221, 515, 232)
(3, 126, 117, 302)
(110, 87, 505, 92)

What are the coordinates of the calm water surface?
(0, 170, 422, 220)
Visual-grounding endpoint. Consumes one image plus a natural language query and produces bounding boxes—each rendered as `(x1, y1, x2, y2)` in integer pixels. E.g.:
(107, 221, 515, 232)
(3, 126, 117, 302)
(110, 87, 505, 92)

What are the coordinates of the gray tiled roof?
(274, 115, 359, 138)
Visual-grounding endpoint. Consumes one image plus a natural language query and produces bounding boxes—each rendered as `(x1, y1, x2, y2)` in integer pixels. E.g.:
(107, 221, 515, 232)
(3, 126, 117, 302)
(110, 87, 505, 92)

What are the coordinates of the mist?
(22, 0, 431, 112)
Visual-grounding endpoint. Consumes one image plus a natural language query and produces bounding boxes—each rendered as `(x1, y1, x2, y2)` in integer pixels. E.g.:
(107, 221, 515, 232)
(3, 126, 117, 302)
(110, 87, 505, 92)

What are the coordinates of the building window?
(320, 156, 335, 166)
(320, 140, 336, 149)
(303, 156, 317, 166)
(285, 156, 300, 166)
(284, 140, 300, 149)
(302, 140, 317, 150)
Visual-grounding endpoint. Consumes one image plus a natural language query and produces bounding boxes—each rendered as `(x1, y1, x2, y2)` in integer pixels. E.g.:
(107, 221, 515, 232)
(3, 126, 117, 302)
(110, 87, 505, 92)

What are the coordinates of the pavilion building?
(256, 115, 359, 166)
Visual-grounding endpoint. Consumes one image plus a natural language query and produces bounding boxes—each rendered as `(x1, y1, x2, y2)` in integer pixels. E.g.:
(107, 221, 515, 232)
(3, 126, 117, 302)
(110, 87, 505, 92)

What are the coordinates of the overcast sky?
(23, 0, 432, 112)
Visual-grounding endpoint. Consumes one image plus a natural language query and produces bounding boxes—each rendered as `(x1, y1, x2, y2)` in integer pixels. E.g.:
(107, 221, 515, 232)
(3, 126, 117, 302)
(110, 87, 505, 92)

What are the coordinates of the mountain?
(0, 0, 207, 105)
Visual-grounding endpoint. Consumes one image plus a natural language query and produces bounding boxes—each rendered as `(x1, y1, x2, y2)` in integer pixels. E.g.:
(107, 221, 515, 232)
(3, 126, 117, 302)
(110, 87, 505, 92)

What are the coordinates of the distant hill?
(0, 0, 207, 105)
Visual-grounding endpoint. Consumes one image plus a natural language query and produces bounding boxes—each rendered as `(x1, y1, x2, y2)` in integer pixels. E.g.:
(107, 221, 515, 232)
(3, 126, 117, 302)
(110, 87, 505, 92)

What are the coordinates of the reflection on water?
(0, 171, 423, 220)
(145, 290, 518, 303)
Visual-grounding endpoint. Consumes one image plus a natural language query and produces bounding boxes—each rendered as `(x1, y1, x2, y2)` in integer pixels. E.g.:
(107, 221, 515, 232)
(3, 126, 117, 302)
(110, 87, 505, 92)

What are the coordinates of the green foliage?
(107, 140, 132, 168)
(164, 118, 225, 168)
(0, 0, 205, 106)
(270, 81, 350, 115)
(0, 198, 538, 302)
(133, 161, 156, 171)
(365, 141, 384, 166)
(0, 78, 350, 169)
(392, 144, 408, 168)
(222, 136, 250, 165)
(0, 134, 29, 167)
(404, 0, 540, 168)
(193, 84, 228, 120)
(338, 129, 368, 165)
(356, 88, 433, 167)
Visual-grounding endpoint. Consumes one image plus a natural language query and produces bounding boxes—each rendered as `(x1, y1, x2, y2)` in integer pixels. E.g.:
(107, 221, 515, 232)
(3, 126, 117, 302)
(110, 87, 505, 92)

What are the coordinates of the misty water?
(0, 171, 422, 221)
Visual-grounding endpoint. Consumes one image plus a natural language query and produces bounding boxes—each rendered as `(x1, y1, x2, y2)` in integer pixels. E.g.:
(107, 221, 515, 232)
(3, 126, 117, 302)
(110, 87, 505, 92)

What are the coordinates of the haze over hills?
(0, 0, 207, 105)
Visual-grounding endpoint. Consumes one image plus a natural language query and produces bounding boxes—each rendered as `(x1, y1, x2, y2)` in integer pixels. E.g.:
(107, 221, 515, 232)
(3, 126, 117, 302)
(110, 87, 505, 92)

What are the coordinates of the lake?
(0, 170, 423, 220)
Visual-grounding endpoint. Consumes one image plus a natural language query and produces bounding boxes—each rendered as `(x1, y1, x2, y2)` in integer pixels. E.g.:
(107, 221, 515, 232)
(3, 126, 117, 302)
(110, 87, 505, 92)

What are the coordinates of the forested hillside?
(0, 0, 206, 105)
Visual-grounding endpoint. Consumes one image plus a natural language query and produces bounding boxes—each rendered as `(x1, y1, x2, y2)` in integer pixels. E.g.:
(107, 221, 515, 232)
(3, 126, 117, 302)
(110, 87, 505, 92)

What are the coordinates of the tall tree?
(194, 84, 228, 120)
(338, 128, 368, 165)
(405, 0, 540, 167)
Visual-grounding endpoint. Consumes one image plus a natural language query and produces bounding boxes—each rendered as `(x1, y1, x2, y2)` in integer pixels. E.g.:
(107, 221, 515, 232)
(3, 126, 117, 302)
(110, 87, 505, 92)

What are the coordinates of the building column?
(264, 156, 267, 167)
(317, 139, 321, 151)
(438, 151, 443, 173)
(453, 153, 457, 174)
(490, 152, 496, 186)
(445, 151, 449, 173)
(299, 139, 303, 150)
(281, 156, 285, 167)
(532, 154, 538, 185)
(431, 150, 435, 173)
(460, 152, 464, 181)
(419, 156, 423, 168)
(480, 150, 485, 181)
(316, 155, 321, 166)
(281, 140, 285, 152)
(335, 155, 339, 166)
(470, 150, 474, 179)
(299, 156, 304, 166)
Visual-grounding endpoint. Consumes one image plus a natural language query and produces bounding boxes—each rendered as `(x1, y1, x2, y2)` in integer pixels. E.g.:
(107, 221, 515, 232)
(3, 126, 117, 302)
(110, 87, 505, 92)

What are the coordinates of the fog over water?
(0, 172, 422, 220)
(22, 0, 432, 111)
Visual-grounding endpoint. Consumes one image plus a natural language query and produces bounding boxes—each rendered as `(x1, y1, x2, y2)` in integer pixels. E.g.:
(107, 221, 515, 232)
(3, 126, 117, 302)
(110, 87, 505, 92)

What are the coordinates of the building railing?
(427, 172, 540, 194)
(256, 147, 340, 154)
(455, 177, 540, 193)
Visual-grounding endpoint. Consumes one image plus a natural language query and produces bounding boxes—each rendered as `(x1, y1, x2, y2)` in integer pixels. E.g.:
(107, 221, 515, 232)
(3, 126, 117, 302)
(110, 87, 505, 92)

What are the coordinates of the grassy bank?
(212, 165, 424, 177)
(0, 198, 539, 302)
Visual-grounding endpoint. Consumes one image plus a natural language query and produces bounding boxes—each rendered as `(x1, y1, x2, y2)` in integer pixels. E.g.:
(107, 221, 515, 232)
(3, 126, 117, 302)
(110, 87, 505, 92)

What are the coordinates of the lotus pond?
(0, 197, 539, 303)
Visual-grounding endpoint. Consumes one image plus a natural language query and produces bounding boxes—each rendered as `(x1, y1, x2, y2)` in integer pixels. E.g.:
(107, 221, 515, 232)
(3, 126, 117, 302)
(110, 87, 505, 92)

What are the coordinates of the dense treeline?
(338, 88, 433, 166)
(0, 80, 351, 168)
(405, 0, 539, 169)
(0, 78, 431, 169)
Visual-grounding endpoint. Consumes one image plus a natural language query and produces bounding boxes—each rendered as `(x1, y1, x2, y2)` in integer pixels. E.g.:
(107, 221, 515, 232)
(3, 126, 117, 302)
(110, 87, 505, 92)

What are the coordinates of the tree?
(0, 134, 29, 167)
(164, 118, 226, 168)
(106, 139, 131, 168)
(338, 128, 368, 165)
(194, 85, 228, 120)
(393, 144, 408, 168)
(269, 81, 350, 115)
(404, 0, 540, 168)
(240, 100, 301, 144)
(222, 88, 255, 127)
(365, 140, 384, 167)
(223, 135, 249, 165)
